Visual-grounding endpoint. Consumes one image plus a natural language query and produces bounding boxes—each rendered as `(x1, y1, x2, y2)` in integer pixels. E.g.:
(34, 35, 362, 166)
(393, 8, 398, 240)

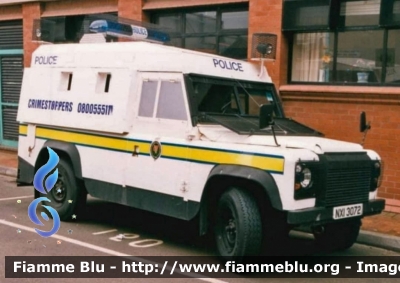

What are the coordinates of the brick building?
(0, 0, 399, 211)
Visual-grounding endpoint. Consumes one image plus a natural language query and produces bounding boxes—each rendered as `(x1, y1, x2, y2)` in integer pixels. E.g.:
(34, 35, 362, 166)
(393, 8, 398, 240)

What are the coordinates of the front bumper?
(287, 199, 385, 225)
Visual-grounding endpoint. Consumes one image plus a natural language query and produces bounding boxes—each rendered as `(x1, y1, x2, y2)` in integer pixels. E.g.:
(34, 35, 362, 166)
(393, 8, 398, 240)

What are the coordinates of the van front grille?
(316, 153, 372, 207)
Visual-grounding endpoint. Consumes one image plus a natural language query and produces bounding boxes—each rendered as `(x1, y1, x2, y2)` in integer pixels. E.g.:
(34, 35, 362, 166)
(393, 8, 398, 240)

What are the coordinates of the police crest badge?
(150, 141, 161, 160)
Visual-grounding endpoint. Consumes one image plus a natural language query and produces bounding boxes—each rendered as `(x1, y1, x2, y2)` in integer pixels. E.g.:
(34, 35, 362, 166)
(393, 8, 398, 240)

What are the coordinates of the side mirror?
(259, 104, 274, 129)
(360, 111, 371, 132)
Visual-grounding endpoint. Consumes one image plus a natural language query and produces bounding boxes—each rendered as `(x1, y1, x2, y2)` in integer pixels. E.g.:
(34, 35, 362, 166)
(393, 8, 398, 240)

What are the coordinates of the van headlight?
(294, 163, 316, 199)
(295, 164, 313, 189)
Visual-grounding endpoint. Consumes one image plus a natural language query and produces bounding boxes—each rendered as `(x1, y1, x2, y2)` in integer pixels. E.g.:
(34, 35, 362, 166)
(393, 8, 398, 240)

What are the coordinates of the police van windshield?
(186, 75, 321, 136)
(187, 75, 283, 118)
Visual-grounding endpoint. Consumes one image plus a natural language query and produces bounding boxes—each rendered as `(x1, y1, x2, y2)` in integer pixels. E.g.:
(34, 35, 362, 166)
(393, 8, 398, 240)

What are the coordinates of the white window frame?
(136, 72, 191, 126)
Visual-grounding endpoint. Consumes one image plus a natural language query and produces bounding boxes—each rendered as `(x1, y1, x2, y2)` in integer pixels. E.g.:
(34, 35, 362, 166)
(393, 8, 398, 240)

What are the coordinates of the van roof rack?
(32, 13, 171, 45)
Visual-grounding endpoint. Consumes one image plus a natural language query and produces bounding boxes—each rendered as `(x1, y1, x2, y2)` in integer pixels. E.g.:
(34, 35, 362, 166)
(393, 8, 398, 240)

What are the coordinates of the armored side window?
(59, 72, 73, 91)
(96, 72, 112, 93)
(138, 80, 158, 117)
(156, 81, 187, 121)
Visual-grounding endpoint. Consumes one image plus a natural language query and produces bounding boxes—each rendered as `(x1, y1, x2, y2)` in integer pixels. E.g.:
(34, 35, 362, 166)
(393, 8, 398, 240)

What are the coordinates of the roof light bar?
(89, 20, 170, 43)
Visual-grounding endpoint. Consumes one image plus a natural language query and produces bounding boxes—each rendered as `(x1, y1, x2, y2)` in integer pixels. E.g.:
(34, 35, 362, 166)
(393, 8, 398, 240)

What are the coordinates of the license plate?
(333, 204, 363, 220)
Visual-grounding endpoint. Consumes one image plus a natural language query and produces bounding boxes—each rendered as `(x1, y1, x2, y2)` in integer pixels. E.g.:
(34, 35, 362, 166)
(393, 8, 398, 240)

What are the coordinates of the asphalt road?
(1, 174, 399, 283)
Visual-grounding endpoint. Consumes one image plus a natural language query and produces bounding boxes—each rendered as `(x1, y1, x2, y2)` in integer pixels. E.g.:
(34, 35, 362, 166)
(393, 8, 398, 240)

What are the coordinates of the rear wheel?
(39, 159, 86, 221)
(313, 219, 361, 252)
(214, 188, 262, 261)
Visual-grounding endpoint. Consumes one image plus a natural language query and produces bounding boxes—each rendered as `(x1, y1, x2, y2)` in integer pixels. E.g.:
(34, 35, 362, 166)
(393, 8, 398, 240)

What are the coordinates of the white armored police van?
(17, 17, 385, 260)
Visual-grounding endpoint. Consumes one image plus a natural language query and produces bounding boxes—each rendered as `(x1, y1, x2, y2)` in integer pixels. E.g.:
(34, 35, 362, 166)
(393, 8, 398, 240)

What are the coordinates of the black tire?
(214, 188, 262, 261)
(39, 159, 86, 221)
(313, 219, 361, 252)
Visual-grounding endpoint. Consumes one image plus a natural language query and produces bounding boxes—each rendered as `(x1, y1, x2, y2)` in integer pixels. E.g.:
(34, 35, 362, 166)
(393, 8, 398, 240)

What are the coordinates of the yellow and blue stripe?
(19, 124, 285, 174)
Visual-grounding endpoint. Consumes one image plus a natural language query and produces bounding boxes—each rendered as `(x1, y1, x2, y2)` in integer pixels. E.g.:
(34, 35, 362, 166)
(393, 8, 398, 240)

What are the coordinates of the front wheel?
(214, 188, 262, 261)
(313, 219, 361, 252)
(39, 159, 86, 221)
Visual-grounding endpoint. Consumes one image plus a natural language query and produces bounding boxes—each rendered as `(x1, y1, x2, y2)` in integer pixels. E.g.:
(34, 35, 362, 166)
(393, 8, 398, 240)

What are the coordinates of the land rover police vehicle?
(17, 17, 385, 260)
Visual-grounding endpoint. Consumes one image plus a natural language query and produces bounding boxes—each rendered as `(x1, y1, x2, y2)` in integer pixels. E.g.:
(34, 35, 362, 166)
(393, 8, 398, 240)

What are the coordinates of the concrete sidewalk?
(2, 149, 400, 253)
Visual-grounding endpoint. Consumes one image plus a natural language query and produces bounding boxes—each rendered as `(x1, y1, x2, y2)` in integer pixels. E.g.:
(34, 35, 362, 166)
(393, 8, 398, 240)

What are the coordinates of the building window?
(336, 30, 384, 83)
(285, 0, 400, 85)
(151, 5, 248, 60)
(37, 13, 118, 43)
(385, 29, 400, 83)
(291, 32, 334, 82)
(339, 0, 381, 26)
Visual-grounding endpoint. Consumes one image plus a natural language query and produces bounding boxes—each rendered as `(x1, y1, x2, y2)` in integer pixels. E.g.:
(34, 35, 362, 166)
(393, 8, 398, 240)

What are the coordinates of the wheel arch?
(34, 140, 84, 199)
(35, 140, 82, 178)
(198, 164, 283, 235)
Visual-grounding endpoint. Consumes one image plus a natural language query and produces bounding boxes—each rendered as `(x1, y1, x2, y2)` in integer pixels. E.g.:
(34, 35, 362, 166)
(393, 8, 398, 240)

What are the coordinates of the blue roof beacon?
(89, 19, 170, 43)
